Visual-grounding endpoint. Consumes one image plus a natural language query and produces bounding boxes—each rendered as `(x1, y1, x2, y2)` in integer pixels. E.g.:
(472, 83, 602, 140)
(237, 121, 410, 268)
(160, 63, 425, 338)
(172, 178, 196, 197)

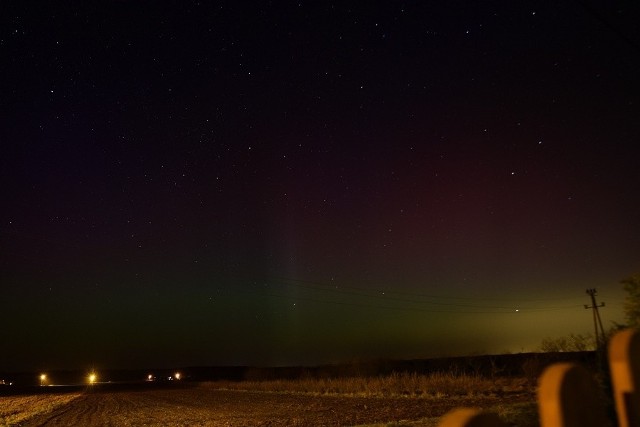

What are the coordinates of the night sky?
(2, 2, 639, 372)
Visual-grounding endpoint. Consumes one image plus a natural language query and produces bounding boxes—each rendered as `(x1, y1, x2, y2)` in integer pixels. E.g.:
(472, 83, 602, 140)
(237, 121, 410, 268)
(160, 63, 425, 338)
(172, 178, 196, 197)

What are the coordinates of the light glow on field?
(0, 394, 82, 425)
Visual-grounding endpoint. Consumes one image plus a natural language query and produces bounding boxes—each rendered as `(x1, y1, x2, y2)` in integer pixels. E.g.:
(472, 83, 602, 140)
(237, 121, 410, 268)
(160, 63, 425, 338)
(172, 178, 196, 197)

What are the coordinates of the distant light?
(147, 374, 154, 381)
(515, 309, 519, 312)
(40, 374, 47, 385)
(88, 373, 97, 384)
(175, 372, 181, 380)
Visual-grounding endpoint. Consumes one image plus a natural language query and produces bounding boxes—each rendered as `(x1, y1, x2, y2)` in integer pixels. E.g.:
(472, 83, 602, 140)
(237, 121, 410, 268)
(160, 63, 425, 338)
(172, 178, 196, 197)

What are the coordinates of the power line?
(576, 0, 640, 53)
(585, 288, 606, 349)
(263, 279, 584, 311)
(269, 275, 586, 304)
(234, 288, 572, 315)
(227, 280, 585, 315)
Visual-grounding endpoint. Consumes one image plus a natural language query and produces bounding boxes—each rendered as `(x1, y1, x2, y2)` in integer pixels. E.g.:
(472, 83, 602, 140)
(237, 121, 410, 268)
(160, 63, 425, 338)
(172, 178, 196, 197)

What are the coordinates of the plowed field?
(15, 384, 536, 426)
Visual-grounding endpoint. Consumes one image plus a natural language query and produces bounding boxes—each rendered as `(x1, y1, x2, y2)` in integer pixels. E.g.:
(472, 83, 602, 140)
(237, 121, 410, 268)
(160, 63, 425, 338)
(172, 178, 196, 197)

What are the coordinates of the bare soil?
(18, 384, 535, 426)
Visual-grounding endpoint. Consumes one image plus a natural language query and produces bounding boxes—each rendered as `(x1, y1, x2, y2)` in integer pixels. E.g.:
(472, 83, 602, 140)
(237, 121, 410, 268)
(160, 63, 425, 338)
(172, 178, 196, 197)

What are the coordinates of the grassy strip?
(353, 401, 539, 427)
(0, 393, 81, 426)
(201, 372, 531, 398)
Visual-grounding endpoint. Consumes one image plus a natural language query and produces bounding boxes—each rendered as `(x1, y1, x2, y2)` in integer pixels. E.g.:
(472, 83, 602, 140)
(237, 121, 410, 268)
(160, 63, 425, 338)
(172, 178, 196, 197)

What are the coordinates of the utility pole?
(584, 288, 606, 350)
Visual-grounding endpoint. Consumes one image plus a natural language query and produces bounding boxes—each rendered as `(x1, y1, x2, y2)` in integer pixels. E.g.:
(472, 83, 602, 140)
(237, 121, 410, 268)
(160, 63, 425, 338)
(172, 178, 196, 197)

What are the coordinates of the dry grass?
(353, 402, 539, 427)
(200, 373, 537, 426)
(201, 372, 531, 399)
(0, 393, 81, 426)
